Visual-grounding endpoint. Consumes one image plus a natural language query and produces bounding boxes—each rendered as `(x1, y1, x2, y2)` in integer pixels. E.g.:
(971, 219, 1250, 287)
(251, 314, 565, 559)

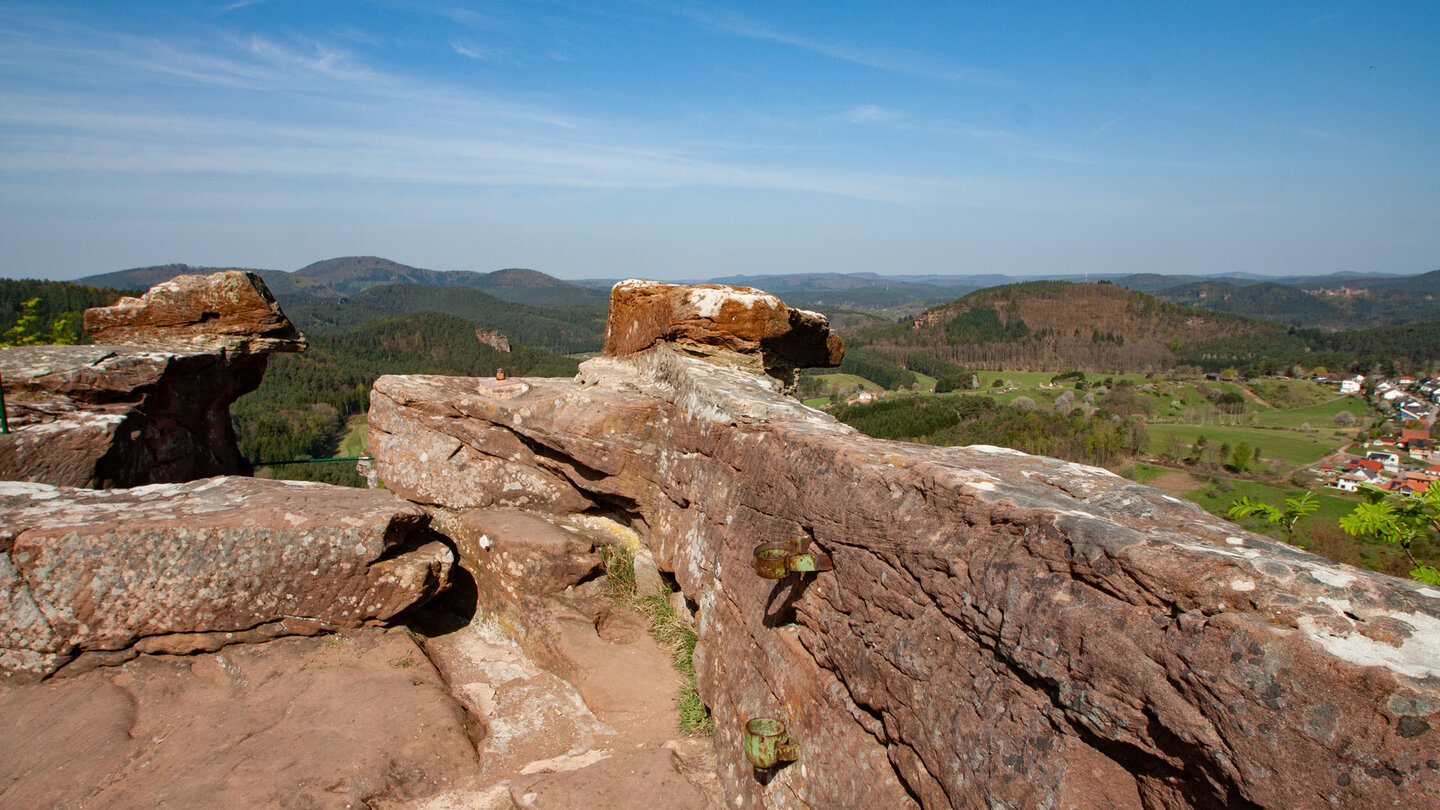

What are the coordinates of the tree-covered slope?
(282, 283, 606, 354)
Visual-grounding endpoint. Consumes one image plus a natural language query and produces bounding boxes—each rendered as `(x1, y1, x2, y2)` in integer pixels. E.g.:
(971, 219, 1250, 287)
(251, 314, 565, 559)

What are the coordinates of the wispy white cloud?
(844, 104, 907, 126)
(451, 40, 502, 61)
(663, 3, 1012, 87)
(219, 0, 270, 12)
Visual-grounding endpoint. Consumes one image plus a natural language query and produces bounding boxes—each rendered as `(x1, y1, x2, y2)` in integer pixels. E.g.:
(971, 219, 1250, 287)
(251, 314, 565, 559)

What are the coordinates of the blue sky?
(1, 1, 1437, 281)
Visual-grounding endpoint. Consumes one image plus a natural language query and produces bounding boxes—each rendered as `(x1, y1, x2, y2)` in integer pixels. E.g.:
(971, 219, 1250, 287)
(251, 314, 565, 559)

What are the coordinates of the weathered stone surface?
(0, 476, 453, 682)
(602, 280, 842, 383)
(510, 748, 711, 810)
(369, 343, 1440, 810)
(1, 271, 304, 487)
(83, 270, 304, 356)
(0, 628, 481, 809)
(0, 345, 267, 486)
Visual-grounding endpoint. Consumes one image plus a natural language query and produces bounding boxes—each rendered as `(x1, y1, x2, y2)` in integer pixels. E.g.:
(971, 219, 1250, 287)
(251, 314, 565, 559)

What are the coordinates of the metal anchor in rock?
(743, 716, 800, 771)
(751, 536, 833, 579)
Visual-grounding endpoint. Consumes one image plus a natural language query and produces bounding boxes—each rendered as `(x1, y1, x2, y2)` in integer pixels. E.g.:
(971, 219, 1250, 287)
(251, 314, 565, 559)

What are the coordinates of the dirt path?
(403, 562, 722, 810)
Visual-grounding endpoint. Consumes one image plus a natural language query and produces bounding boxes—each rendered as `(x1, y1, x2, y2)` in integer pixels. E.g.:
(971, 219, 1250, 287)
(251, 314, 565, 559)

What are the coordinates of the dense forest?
(830, 393, 1149, 468)
(283, 284, 605, 353)
(1154, 278, 1440, 328)
(1, 279, 134, 342)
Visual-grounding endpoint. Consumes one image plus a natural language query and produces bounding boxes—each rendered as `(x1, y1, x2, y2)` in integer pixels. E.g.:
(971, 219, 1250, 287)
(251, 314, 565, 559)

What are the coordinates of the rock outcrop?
(0, 271, 303, 487)
(82, 270, 304, 356)
(603, 279, 843, 388)
(0, 476, 453, 682)
(368, 281, 1440, 810)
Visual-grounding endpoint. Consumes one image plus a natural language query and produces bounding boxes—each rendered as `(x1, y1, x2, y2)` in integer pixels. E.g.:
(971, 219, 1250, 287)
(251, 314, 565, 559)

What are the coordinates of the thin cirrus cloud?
(664, 3, 1013, 87)
(0, 21, 935, 205)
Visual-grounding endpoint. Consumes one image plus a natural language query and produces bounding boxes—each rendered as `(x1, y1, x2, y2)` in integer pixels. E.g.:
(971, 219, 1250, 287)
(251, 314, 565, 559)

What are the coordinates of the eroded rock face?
(602, 280, 843, 385)
(83, 270, 304, 356)
(369, 343, 1440, 810)
(1, 346, 266, 486)
(1, 271, 304, 488)
(0, 476, 453, 682)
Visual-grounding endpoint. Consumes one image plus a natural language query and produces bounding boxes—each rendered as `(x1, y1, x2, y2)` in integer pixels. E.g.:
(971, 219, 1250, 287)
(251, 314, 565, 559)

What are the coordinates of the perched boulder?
(602, 280, 842, 385)
(82, 270, 304, 356)
(1, 271, 303, 487)
(0, 476, 453, 682)
(369, 291, 1440, 810)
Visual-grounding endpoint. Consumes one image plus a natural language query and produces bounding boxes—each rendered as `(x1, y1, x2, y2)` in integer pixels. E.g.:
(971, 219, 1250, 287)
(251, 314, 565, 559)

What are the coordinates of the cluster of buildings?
(1317, 374, 1439, 498)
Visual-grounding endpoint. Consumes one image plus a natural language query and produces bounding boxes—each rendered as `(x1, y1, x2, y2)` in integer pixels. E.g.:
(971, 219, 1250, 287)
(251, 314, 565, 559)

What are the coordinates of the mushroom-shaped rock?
(602, 280, 842, 384)
(83, 270, 304, 356)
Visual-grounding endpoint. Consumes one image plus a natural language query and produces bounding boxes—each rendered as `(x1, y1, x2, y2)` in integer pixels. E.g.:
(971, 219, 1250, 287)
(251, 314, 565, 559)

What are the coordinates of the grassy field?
(812, 372, 884, 394)
(339, 414, 368, 457)
(1253, 396, 1368, 429)
(1143, 423, 1340, 471)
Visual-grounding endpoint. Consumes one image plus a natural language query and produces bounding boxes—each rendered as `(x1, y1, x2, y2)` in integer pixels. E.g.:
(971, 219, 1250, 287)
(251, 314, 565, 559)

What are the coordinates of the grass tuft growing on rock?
(600, 543, 713, 736)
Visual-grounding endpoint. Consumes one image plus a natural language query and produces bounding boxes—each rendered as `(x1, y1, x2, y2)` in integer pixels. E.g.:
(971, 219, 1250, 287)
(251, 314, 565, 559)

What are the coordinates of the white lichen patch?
(1225, 537, 1246, 546)
(967, 445, 1027, 456)
(1297, 609, 1440, 680)
(1306, 567, 1357, 589)
(683, 287, 776, 319)
(1230, 580, 1257, 592)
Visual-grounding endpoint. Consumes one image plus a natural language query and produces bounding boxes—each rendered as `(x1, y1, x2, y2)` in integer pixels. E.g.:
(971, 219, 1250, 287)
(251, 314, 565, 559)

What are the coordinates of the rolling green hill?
(1152, 279, 1440, 328)
(282, 283, 606, 355)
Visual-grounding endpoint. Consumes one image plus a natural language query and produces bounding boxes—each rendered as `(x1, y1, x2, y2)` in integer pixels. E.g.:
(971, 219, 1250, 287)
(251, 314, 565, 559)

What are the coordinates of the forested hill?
(282, 283, 606, 354)
(233, 311, 581, 484)
(855, 281, 1273, 373)
(1152, 277, 1440, 328)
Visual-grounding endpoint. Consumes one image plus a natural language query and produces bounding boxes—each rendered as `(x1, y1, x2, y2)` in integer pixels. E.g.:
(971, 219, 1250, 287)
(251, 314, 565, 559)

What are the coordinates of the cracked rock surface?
(369, 341, 1440, 810)
(0, 476, 452, 682)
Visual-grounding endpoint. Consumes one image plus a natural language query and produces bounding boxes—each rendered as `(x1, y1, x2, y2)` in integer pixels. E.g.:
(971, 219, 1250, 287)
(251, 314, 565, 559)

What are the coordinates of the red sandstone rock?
(83, 270, 304, 356)
(368, 341, 1440, 810)
(2, 271, 305, 487)
(602, 280, 843, 379)
(0, 628, 481, 809)
(0, 345, 265, 486)
(0, 476, 453, 682)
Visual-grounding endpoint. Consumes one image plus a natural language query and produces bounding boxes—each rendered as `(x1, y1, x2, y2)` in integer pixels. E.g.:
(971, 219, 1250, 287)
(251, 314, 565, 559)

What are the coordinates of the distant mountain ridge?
(81, 257, 608, 310)
(77, 257, 1438, 327)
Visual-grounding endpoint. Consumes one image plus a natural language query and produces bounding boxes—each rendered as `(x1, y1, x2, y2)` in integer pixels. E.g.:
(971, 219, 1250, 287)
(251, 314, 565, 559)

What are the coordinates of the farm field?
(1143, 423, 1339, 472)
(1252, 395, 1367, 429)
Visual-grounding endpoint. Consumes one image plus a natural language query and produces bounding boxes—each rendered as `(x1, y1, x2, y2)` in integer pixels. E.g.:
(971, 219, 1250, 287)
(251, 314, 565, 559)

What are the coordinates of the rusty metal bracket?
(751, 536, 833, 580)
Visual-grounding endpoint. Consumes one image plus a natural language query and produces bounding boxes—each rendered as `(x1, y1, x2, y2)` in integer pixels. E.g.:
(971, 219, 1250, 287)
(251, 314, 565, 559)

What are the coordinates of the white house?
(1366, 451, 1402, 474)
(1340, 377, 1362, 395)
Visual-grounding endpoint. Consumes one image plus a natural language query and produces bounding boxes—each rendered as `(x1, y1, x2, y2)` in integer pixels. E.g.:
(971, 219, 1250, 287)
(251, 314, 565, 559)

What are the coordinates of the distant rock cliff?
(369, 279, 1440, 810)
(0, 271, 303, 487)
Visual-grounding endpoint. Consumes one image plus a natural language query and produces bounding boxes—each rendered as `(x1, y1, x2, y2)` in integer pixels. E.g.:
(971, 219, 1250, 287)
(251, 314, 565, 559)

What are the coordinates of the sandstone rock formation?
(0, 271, 303, 487)
(0, 476, 452, 682)
(368, 282, 1440, 810)
(603, 279, 843, 387)
(0, 627, 481, 810)
(82, 270, 304, 356)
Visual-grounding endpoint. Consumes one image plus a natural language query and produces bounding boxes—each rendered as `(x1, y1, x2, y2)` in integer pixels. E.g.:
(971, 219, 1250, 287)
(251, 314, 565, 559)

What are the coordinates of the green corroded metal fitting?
(743, 716, 799, 770)
(751, 537, 833, 579)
